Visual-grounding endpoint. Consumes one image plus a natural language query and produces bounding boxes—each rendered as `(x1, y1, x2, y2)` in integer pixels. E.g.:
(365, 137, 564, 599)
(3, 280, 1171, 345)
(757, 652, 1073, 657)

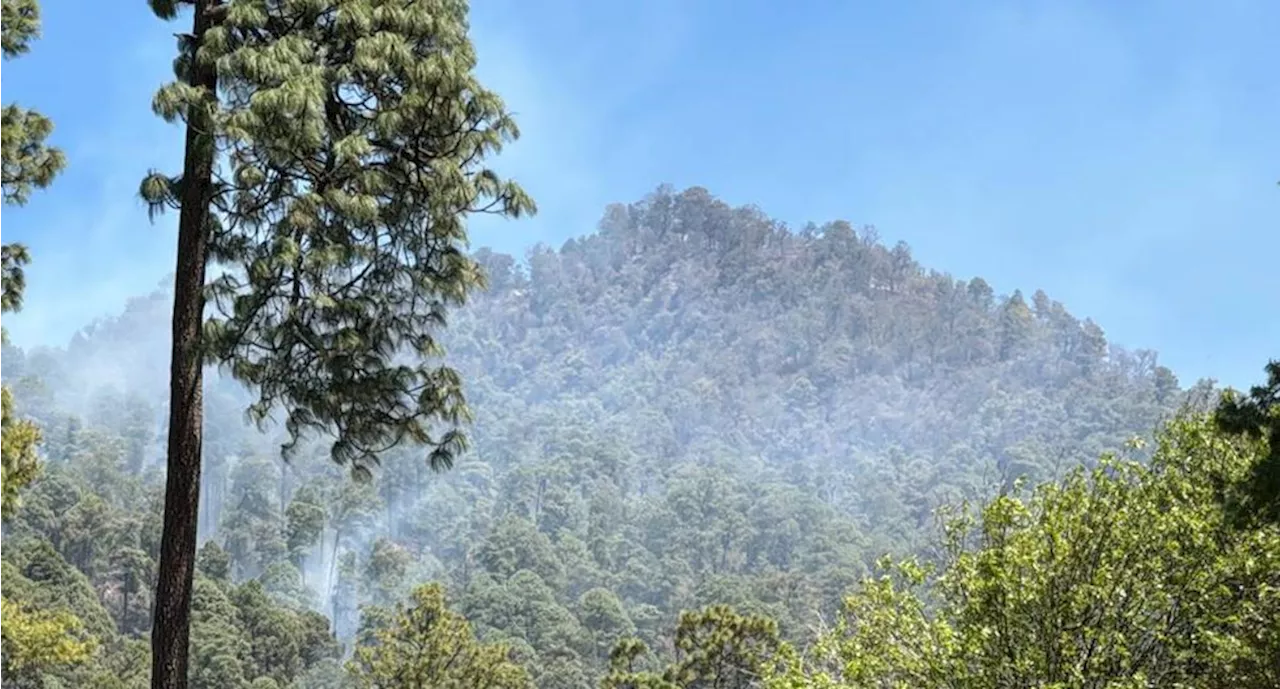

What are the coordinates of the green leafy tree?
(109, 545, 154, 636)
(348, 582, 532, 689)
(1215, 359, 1280, 525)
(1, 385, 41, 518)
(0, 596, 95, 686)
(477, 514, 565, 586)
(775, 416, 1280, 689)
(139, 0, 534, 685)
(259, 561, 315, 611)
(604, 606, 785, 689)
(229, 581, 302, 687)
(322, 478, 381, 621)
(284, 488, 325, 567)
(363, 537, 411, 607)
(195, 541, 231, 584)
(578, 587, 634, 661)
(187, 576, 252, 689)
(1, 543, 121, 688)
(996, 289, 1033, 361)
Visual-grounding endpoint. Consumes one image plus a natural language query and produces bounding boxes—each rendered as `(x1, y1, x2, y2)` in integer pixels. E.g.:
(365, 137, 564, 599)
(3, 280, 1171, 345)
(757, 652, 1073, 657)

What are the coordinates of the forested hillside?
(1, 186, 1230, 688)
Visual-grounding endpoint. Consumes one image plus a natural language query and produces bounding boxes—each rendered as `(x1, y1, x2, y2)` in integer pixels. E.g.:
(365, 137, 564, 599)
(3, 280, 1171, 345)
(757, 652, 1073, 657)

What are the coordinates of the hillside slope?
(0, 186, 1199, 687)
(459, 184, 1189, 488)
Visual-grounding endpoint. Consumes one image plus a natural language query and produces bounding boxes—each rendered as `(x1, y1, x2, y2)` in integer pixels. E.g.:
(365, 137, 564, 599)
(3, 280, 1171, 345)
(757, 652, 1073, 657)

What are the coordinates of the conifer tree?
(349, 583, 531, 688)
(1, 0, 65, 518)
(140, 1, 534, 687)
(0, 7, 91, 681)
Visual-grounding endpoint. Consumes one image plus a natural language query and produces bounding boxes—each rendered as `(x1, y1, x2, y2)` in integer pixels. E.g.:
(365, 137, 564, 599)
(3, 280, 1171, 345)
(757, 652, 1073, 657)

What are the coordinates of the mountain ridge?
(0, 185, 1209, 687)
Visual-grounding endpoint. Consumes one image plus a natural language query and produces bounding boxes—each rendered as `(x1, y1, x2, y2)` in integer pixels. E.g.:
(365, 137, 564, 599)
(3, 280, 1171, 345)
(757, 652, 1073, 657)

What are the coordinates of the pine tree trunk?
(328, 527, 343, 619)
(121, 574, 131, 635)
(151, 2, 220, 688)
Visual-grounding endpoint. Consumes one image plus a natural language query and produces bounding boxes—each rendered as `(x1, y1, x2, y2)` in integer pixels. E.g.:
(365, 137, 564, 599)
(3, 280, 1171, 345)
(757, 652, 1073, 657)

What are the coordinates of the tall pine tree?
(140, 1, 534, 687)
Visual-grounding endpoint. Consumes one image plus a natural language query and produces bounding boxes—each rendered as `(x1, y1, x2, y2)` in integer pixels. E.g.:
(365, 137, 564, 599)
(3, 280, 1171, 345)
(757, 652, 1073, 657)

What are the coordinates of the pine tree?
(1, 0, 65, 518)
(139, 1, 534, 687)
(0, 4, 83, 681)
(348, 583, 531, 689)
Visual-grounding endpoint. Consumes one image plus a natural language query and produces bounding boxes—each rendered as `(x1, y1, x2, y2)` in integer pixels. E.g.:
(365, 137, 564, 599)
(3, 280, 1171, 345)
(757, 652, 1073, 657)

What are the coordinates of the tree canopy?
(1214, 360, 1280, 526)
(135, 1, 534, 686)
(0, 0, 64, 517)
(0, 0, 1272, 683)
(5, 182, 1259, 686)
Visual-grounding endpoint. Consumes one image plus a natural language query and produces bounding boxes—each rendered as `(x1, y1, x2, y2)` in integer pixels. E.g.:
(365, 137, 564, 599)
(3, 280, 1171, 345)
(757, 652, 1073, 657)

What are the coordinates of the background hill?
(0, 186, 1206, 688)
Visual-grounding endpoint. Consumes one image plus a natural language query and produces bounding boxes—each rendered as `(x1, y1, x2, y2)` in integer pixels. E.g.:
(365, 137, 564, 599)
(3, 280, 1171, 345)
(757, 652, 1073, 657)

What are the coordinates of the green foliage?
(786, 557, 951, 688)
(1215, 359, 1280, 525)
(184, 573, 343, 689)
(138, 4, 534, 678)
(0, 16, 81, 675)
(603, 606, 785, 689)
(284, 492, 325, 566)
(348, 583, 531, 689)
(0, 448, 338, 688)
(0, 185, 1206, 685)
(2, 384, 41, 518)
(775, 415, 1280, 688)
(3, 539, 118, 641)
(188, 577, 253, 689)
(1, 544, 145, 689)
(579, 587, 635, 659)
(0, 595, 95, 684)
(0, 0, 39, 56)
(1, 0, 65, 208)
(0, 103, 65, 207)
(362, 538, 411, 606)
(141, 0, 535, 475)
(196, 542, 231, 583)
(0, 0, 63, 525)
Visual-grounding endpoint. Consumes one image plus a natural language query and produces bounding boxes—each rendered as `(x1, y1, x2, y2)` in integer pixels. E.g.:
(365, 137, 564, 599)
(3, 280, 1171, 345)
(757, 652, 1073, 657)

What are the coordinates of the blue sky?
(2, 0, 1276, 390)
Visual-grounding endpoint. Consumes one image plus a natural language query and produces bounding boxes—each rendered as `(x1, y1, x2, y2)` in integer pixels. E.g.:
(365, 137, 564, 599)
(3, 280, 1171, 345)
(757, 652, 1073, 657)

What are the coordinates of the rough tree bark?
(151, 1, 219, 687)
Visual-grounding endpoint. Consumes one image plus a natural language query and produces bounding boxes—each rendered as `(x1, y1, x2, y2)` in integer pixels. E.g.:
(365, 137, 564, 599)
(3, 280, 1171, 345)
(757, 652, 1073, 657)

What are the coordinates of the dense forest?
(5, 185, 1275, 688)
(1, 1, 1277, 688)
